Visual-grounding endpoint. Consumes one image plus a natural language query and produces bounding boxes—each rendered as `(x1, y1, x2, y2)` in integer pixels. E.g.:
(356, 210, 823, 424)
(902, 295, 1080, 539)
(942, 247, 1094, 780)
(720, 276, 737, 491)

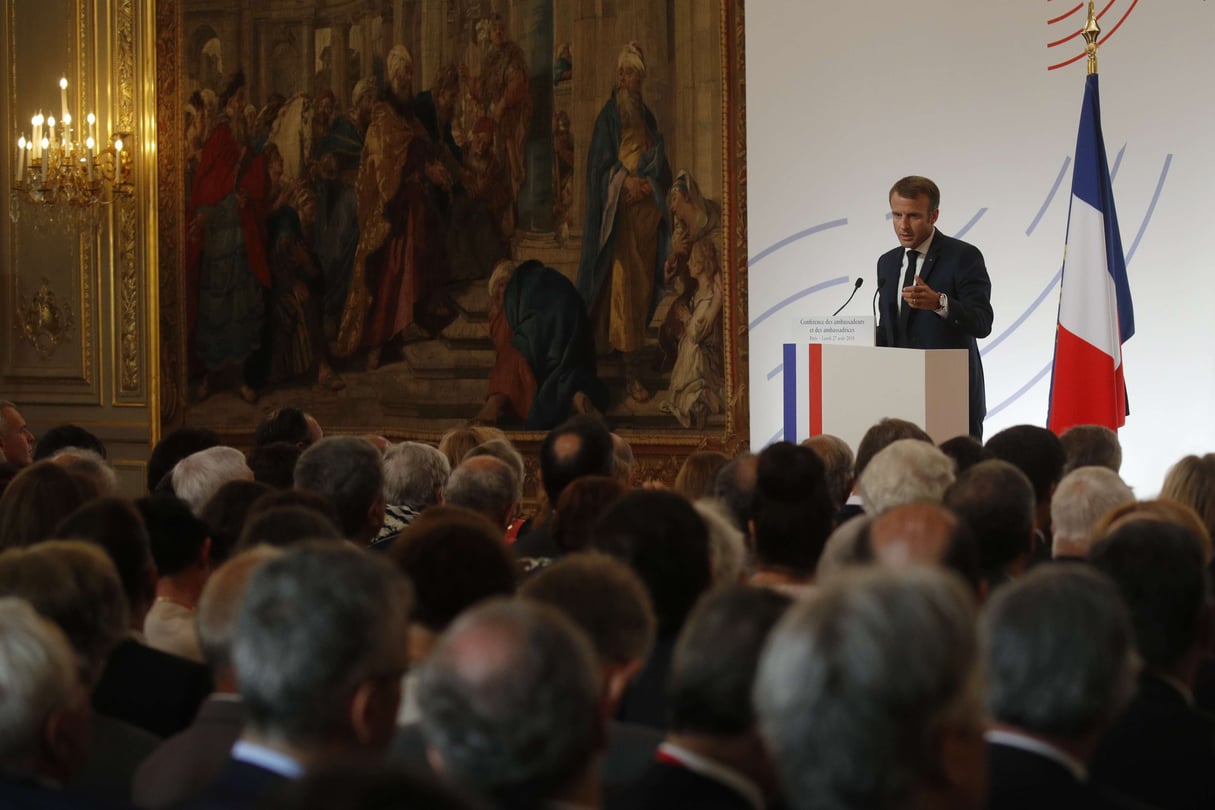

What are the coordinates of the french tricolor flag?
(781, 343, 824, 442)
(1047, 73, 1135, 434)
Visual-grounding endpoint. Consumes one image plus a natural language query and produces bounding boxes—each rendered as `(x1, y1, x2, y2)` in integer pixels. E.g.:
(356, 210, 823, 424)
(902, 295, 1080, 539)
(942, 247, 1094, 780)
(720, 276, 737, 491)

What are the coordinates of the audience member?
(814, 513, 873, 579)
(858, 438, 956, 516)
(985, 424, 1066, 556)
(373, 441, 452, 549)
(137, 494, 212, 661)
(550, 476, 627, 558)
(1060, 424, 1122, 474)
(234, 505, 343, 553)
(133, 547, 283, 809)
(1161, 453, 1215, 543)
(442, 455, 519, 534)
(694, 498, 748, 587)
(673, 451, 730, 501)
(945, 459, 1035, 590)
(173, 446, 254, 516)
(1093, 498, 1214, 561)
(146, 427, 221, 492)
(253, 406, 322, 448)
(750, 442, 835, 593)
(611, 432, 636, 486)
(853, 417, 932, 482)
(614, 586, 791, 810)
(939, 434, 991, 475)
(593, 490, 712, 730)
(186, 545, 410, 809)
(860, 502, 982, 596)
(1049, 467, 1134, 560)
(754, 567, 985, 810)
(437, 427, 483, 472)
(801, 434, 855, 511)
(0, 462, 89, 550)
(417, 599, 604, 810)
(246, 441, 302, 489)
(712, 452, 757, 533)
(294, 436, 385, 545)
(33, 424, 107, 462)
(981, 565, 1139, 810)
(49, 447, 119, 496)
(1089, 519, 1215, 809)
(0, 400, 36, 468)
(465, 438, 526, 505)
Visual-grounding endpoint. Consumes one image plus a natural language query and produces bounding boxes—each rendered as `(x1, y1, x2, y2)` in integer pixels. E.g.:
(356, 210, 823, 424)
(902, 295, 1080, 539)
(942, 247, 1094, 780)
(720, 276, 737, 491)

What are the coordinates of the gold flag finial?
(1082, 0, 1101, 75)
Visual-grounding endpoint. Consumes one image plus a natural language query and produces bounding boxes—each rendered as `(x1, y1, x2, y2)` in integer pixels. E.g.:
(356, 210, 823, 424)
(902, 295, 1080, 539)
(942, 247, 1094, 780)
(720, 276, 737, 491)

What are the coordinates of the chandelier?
(10, 77, 132, 227)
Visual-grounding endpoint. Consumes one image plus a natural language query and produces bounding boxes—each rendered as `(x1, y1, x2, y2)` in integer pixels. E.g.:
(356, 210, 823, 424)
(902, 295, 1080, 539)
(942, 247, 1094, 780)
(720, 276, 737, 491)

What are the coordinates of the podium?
(782, 344, 969, 452)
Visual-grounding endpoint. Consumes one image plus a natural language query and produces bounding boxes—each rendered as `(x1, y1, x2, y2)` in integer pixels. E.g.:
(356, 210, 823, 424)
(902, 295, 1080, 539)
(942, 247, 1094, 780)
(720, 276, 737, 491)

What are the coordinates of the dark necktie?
(900, 249, 919, 312)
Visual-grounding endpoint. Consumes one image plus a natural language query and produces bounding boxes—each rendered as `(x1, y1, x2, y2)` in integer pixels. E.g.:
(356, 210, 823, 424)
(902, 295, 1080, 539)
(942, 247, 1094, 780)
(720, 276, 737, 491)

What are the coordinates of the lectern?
(782, 344, 969, 452)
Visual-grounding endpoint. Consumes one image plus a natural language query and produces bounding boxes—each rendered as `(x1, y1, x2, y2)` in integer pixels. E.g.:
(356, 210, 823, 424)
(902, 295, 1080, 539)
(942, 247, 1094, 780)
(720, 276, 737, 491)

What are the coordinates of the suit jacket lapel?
(919, 230, 944, 285)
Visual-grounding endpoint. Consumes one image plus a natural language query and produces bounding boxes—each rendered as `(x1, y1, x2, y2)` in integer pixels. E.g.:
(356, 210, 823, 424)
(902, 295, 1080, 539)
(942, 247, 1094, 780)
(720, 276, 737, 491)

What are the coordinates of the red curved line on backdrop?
(1047, 0, 1137, 71)
(1048, 3, 1084, 25)
(1047, 0, 1116, 47)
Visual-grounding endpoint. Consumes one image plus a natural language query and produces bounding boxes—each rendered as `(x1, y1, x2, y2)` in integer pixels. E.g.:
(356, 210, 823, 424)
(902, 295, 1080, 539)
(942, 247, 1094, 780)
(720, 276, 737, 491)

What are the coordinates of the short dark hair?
(387, 507, 515, 633)
(591, 490, 711, 638)
(247, 489, 342, 529)
(199, 479, 273, 565)
(854, 418, 932, 480)
(0, 462, 90, 550)
(147, 427, 222, 492)
(712, 453, 757, 532)
(668, 586, 791, 735)
(255, 407, 313, 448)
(944, 460, 1035, 577)
(137, 494, 210, 576)
(54, 497, 153, 613)
(1060, 425, 1122, 474)
(33, 424, 107, 461)
(1091, 519, 1209, 669)
(752, 442, 835, 575)
(247, 442, 302, 489)
(889, 176, 940, 211)
(235, 506, 343, 553)
(552, 476, 626, 554)
(539, 416, 614, 504)
(985, 425, 1066, 506)
(294, 437, 384, 539)
(938, 435, 991, 475)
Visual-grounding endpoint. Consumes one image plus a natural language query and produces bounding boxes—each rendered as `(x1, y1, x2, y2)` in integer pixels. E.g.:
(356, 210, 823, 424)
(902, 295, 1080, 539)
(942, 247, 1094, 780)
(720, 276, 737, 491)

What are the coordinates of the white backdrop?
(745, 1, 1215, 495)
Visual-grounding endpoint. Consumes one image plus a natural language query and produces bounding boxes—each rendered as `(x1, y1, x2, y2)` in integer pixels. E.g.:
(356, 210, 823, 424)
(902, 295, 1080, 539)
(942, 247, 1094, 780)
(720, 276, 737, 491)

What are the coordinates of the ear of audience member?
(416, 599, 604, 810)
(229, 546, 411, 781)
(852, 418, 933, 483)
(254, 406, 321, 448)
(539, 415, 615, 506)
(857, 438, 956, 516)
(938, 434, 991, 475)
(754, 566, 985, 810)
(801, 435, 855, 511)
(261, 763, 486, 810)
(173, 446, 254, 516)
(442, 455, 518, 533)
(1161, 453, 1215, 546)
(712, 453, 757, 534)
(294, 436, 386, 545)
(135, 494, 211, 662)
(146, 427, 222, 493)
(1092, 498, 1214, 563)
(944, 459, 1035, 590)
(673, 451, 730, 502)
(0, 542, 159, 803)
(246, 442, 303, 489)
(0, 462, 90, 550)
(199, 479, 274, 566)
(0, 597, 92, 789)
(1086, 518, 1215, 808)
(981, 565, 1140, 809)
(693, 498, 748, 587)
(984, 424, 1066, 539)
(1049, 467, 1134, 560)
(552, 476, 626, 556)
(34, 424, 108, 462)
(616, 586, 791, 810)
(132, 546, 283, 810)
(234, 506, 343, 553)
(750, 442, 835, 590)
(856, 502, 982, 597)
(1060, 424, 1122, 474)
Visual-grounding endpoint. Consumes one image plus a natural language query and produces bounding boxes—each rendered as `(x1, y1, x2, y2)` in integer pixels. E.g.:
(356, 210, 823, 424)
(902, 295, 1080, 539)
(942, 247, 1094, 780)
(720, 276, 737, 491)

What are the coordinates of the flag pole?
(1083, 1, 1100, 75)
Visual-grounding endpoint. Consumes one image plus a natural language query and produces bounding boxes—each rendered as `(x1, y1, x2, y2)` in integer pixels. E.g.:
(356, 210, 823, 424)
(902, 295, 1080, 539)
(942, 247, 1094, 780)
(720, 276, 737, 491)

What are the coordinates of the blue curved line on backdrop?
(1125, 153, 1171, 266)
(981, 266, 1064, 358)
(767, 427, 785, 447)
(748, 218, 849, 267)
(1026, 158, 1072, 236)
(953, 208, 988, 241)
(1110, 143, 1126, 181)
(748, 276, 850, 331)
(767, 364, 783, 381)
(986, 361, 1053, 419)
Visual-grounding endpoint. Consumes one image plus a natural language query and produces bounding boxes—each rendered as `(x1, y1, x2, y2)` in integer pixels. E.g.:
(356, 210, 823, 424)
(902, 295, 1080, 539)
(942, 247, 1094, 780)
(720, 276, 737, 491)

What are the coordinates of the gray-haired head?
(383, 441, 450, 510)
(0, 596, 87, 782)
(173, 446, 253, 515)
(417, 599, 601, 805)
(465, 439, 525, 504)
(755, 566, 984, 810)
(295, 436, 385, 543)
(694, 498, 748, 587)
(1060, 424, 1122, 475)
(197, 546, 283, 681)
(981, 564, 1137, 739)
(233, 545, 411, 751)
(1049, 467, 1134, 558)
(442, 455, 517, 530)
(859, 439, 956, 516)
(49, 447, 119, 496)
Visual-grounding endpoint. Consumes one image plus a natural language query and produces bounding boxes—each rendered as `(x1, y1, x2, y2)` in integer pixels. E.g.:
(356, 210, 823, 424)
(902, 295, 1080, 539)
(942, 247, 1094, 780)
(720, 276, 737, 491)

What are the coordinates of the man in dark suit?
(610, 586, 791, 810)
(981, 565, 1140, 810)
(876, 176, 993, 439)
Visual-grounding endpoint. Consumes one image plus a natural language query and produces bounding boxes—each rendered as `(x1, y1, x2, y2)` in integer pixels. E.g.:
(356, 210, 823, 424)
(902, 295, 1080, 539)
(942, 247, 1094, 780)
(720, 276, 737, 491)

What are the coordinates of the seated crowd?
(3, 397, 1215, 810)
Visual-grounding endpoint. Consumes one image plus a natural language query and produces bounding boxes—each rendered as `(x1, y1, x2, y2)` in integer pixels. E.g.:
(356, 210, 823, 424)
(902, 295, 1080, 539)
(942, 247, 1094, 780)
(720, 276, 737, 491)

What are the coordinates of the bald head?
(867, 503, 981, 594)
(443, 455, 518, 530)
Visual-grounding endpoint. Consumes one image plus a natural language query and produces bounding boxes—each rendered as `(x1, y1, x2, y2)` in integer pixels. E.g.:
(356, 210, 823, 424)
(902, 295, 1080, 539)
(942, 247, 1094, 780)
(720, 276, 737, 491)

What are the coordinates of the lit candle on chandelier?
(60, 77, 68, 124)
(62, 113, 71, 149)
(31, 114, 42, 160)
(113, 137, 123, 188)
(85, 136, 95, 182)
(17, 135, 26, 184)
(40, 137, 49, 184)
(86, 113, 96, 153)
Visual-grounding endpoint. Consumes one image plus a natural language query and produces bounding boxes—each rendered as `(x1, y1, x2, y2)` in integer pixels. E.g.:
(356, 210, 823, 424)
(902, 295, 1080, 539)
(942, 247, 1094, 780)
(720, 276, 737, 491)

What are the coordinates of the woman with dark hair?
(0, 461, 90, 550)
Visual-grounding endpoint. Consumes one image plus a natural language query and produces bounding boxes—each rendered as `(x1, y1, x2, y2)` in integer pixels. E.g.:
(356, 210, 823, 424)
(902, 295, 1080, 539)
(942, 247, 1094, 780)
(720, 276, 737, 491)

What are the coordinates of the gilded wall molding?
(155, 0, 182, 423)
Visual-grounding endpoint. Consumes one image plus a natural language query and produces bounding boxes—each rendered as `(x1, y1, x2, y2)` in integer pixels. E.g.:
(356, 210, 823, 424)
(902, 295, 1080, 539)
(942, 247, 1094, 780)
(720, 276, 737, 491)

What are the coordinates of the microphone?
(832, 277, 864, 317)
(872, 276, 886, 343)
